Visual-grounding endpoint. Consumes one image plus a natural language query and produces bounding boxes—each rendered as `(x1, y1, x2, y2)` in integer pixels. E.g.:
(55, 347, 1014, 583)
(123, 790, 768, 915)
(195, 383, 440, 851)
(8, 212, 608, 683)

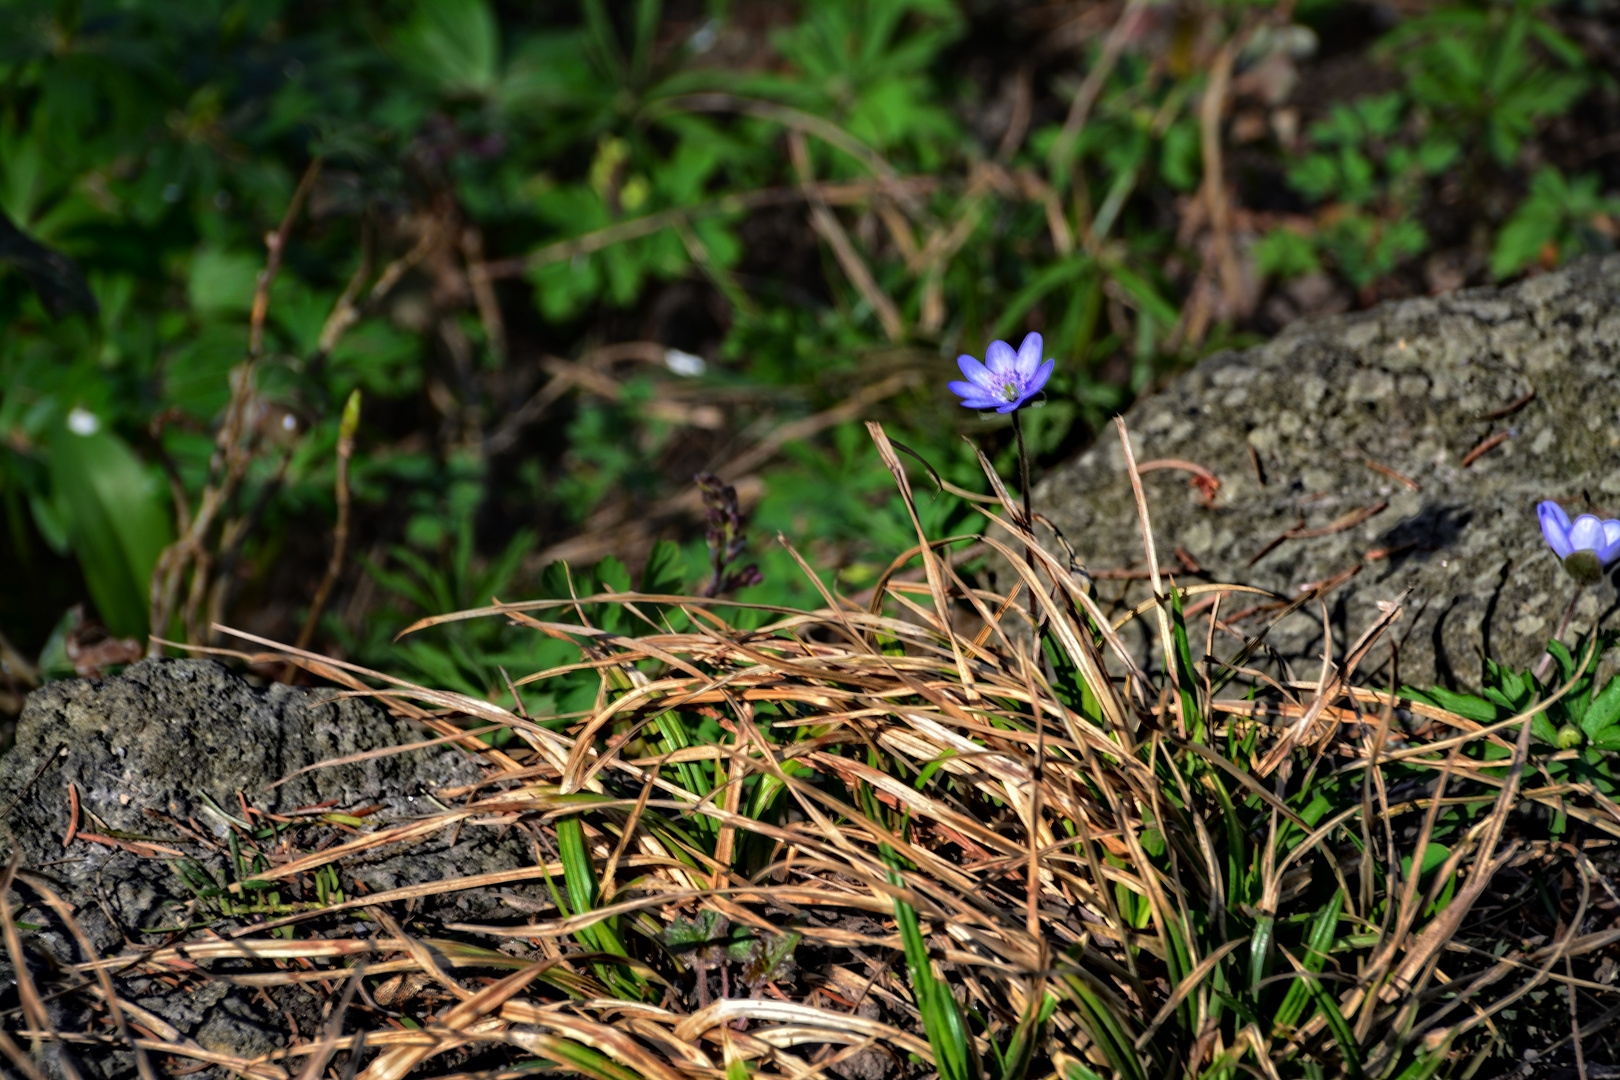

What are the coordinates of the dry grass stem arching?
(17, 420, 1620, 1078)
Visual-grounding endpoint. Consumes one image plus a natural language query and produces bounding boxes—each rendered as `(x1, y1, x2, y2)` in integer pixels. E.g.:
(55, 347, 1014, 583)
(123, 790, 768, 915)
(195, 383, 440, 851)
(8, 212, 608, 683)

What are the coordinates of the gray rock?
(1036, 254, 1620, 692)
(0, 658, 534, 1080)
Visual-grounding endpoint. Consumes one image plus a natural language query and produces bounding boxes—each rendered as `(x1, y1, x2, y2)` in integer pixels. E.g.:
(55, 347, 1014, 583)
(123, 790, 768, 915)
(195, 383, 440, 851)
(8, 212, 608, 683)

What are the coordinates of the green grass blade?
(1058, 972, 1148, 1080)
(1273, 892, 1342, 1032)
(863, 783, 978, 1080)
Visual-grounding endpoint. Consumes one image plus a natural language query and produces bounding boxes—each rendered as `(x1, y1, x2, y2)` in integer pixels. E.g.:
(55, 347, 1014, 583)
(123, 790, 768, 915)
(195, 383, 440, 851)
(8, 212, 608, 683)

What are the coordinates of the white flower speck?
(665, 348, 707, 377)
(67, 407, 100, 436)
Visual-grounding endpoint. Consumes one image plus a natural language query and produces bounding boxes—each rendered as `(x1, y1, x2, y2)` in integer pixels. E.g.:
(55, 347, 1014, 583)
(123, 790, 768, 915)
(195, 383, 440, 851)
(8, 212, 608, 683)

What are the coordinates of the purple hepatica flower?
(949, 332, 1054, 413)
(1538, 500, 1620, 585)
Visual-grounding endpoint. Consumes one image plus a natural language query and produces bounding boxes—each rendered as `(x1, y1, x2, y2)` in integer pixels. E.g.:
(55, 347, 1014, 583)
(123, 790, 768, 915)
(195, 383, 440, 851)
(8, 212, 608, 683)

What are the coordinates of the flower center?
(1002, 380, 1018, 400)
(1564, 551, 1604, 586)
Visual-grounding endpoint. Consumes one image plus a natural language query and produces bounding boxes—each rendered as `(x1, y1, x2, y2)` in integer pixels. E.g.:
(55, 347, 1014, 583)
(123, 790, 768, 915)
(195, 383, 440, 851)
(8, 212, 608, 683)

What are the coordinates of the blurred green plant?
(0, 0, 1610, 687)
(1490, 166, 1620, 280)
(1376, 0, 1591, 168)
(1265, 0, 1605, 292)
(44, 410, 172, 638)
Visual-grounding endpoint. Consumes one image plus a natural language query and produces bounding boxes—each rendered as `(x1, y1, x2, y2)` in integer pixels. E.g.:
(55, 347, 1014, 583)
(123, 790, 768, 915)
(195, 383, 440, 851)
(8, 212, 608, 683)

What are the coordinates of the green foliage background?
(0, 0, 1616, 705)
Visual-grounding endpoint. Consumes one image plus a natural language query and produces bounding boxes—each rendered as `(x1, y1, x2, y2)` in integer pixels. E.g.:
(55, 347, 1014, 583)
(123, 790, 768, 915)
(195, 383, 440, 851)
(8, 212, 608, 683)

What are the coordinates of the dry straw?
(8, 420, 1620, 1079)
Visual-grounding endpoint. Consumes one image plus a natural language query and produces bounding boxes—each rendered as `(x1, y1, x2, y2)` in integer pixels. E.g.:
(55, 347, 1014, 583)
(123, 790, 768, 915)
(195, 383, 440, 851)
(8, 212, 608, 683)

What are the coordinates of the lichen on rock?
(1036, 254, 1620, 692)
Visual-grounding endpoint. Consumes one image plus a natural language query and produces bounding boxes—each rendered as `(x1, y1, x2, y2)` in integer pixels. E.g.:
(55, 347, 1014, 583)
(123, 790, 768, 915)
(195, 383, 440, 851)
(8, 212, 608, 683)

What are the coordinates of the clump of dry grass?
(7, 419, 1620, 1080)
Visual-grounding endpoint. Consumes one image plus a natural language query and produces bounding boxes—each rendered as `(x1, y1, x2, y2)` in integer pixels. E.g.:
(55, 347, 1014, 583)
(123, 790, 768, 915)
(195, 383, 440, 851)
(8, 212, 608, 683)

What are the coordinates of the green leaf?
(1286, 155, 1341, 202)
(640, 539, 689, 595)
(995, 988, 1046, 1080)
(393, 0, 501, 96)
(1273, 892, 1342, 1033)
(1253, 228, 1319, 280)
(1582, 675, 1620, 739)
(1357, 91, 1405, 139)
(662, 908, 725, 949)
(1548, 639, 1578, 684)
(735, 930, 800, 988)
(581, 0, 627, 81)
(1158, 120, 1200, 192)
(328, 322, 424, 397)
(1493, 195, 1561, 279)
(188, 248, 260, 317)
(594, 555, 631, 594)
(165, 324, 249, 418)
(989, 255, 1091, 341)
(1303, 967, 1363, 1079)
(1106, 265, 1177, 326)
(628, 0, 661, 84)
(501, 30, 599, 111)
(1414, 135, 1461, 175)
(50, 415, 173, 637)
(1404, 685, 1499, 724)
(868, 782, 978, 1080)
(1337, 148, 1377, 205)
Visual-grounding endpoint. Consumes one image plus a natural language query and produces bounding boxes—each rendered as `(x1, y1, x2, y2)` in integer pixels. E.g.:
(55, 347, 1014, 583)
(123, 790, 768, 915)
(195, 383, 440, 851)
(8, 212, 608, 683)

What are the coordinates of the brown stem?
(249, 158, 324, 360)
(149, 160, 323, 652)
(1046, 0, 1150, 188)
(295, 395, 360, 656)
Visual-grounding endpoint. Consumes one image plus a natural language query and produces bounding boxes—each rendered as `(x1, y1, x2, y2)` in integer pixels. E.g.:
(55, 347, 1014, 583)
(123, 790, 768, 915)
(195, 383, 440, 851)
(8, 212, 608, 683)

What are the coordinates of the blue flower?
(949, 332, 1054, 413)
(1538, 500, 1620, 585)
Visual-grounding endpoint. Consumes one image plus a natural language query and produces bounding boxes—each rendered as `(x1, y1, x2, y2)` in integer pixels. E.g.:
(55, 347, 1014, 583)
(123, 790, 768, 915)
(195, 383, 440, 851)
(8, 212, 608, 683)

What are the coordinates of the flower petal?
(1599, 519, 1620, 565)
(957, 355, 996, 391)
(1029, 358, 1054, 396)
(984, 339, 1017, 376)
(949, 380, 1000, 407)
(1015, 332, 1044, 378)
(1570, 514, 1605, 553)
(1539, 501, 1574, 558)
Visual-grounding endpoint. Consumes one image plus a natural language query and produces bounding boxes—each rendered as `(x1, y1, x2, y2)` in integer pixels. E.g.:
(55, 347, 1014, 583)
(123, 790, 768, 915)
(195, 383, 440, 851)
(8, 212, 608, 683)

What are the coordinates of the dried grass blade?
(293, 965, 366, 1080)
(498, 1005, 691, 1080)
(0, 1027, 51, 1080)
(1115, 418, 1178, 689)
(0, 846, 56, 1062)
(792, 133, 904, 340)
(358, 961, 550, 1080)
(1255, 593, 1406, 776)
(1133, 937, 1247, 1050)
(866, 422, 976, 694)
(973, 533, 1133, 752)
(16, 872, 156, 1080)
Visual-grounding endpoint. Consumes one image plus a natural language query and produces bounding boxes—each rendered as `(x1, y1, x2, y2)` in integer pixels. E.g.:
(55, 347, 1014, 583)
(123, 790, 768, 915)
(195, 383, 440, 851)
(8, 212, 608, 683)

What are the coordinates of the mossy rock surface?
(1038, 254, 1620, 692)
(0, 658, 530, 1080)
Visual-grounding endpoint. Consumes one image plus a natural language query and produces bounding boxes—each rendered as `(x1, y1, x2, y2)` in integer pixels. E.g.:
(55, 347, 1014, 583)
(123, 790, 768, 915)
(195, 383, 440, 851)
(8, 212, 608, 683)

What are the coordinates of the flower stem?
(1533, 586, 1584, 682)
(1012, 409, 1033, 530)
(1011, 408, 1044, 638)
